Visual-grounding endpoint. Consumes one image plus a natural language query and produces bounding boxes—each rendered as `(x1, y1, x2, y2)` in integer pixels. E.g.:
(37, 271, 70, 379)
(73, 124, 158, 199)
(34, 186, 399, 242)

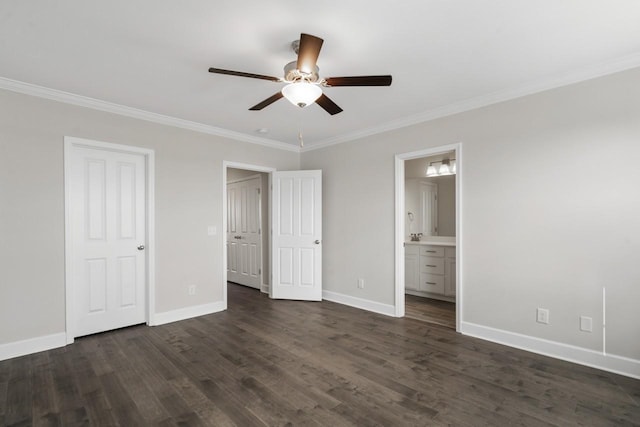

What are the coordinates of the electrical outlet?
(580, 316, 593, 332)
(536, 308, 549, 324)
(188, 285, 196, 295)
(357, 278, 365, 289)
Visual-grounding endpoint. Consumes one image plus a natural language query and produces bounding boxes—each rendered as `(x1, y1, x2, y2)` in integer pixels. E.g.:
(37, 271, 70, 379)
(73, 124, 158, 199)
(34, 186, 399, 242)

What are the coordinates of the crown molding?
(301, 52, 640, 152)
(0, 77, 299, 153)
(4, 51, 640, 155)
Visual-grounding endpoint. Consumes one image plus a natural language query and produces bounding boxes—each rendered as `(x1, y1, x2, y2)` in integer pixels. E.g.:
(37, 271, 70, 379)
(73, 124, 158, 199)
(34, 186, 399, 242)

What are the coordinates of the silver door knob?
(314, 240, 321, 244)
(137, 245, 145, 250)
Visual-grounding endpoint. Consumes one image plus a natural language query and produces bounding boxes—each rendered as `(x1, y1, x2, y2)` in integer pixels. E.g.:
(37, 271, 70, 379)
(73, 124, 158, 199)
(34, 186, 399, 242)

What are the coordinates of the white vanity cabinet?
(405, 242, 456, 301)
(444, 247, 456, 297)
(404, 244, 420, 291)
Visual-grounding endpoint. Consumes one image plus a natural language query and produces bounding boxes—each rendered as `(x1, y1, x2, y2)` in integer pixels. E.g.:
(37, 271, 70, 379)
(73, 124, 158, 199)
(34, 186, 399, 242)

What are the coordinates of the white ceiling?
(2, 1, 640, 150)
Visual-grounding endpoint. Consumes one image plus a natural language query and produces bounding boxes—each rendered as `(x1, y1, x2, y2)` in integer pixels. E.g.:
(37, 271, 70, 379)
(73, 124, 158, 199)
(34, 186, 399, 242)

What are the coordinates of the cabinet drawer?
(419, 273, 444, 294)
(421, 256, 444, 274)
(445, 247, 456, 258)
(405, 244, 419, 256)
(420, 246, 444, 257)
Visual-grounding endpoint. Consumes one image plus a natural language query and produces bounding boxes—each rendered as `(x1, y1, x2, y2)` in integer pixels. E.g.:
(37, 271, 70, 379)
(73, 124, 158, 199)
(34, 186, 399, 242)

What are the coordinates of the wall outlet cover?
(536, 308, 549, 324)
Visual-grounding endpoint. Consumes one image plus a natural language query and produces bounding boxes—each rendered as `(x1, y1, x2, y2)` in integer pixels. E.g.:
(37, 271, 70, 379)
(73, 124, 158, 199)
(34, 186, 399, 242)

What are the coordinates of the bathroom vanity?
(405, 237, 456, 302)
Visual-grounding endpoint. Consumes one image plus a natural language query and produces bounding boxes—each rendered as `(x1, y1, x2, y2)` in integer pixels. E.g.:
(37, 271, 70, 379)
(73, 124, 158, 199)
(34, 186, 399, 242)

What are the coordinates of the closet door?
(227, 176, 262, 289)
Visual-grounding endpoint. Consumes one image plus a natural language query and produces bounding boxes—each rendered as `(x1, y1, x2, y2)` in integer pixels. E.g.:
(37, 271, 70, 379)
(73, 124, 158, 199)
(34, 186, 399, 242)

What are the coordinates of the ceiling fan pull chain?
(298, 110, 305, 148)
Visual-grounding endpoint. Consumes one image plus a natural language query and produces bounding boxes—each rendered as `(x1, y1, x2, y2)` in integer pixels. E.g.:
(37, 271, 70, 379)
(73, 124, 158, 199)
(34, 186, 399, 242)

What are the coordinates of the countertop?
(405, 236, 456, 247)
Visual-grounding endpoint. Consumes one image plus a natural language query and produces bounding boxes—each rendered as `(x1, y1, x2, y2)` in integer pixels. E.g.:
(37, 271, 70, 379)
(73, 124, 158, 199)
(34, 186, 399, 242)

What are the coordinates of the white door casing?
(271, 170, 322, 301)
(227, 176, 262, 289)
(394, 143, 461, 330)
(65, 138, 151, 340)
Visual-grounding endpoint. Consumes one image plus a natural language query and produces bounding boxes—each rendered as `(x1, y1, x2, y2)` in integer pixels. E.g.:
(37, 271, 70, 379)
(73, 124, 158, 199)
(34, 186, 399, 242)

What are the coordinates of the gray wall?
(301, 67, 640, 360)
(0, 89, 298, 345)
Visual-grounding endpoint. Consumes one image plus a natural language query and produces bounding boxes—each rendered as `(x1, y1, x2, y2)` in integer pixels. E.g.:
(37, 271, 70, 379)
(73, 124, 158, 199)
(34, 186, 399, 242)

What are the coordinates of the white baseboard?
(151, 301, 226, 326)
(460, 321, 640, 380)
(322, 290, 396, 317)
(0, 332, 67, 362)
(261, 283, 269, 294)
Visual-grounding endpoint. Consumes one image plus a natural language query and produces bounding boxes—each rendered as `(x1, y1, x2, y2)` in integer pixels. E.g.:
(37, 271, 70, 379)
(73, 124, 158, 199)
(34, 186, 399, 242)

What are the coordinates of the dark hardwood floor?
(1, 284, 639, 426)
(405, 295, 456, 329)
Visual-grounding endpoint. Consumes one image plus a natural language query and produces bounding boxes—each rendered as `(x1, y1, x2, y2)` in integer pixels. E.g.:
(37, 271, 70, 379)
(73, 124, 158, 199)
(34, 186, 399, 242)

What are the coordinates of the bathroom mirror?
(405, 152, 456, 238)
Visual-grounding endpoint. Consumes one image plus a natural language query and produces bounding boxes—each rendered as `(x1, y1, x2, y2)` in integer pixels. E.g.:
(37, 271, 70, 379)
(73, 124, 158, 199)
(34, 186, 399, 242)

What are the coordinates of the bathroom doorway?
(394, 144, 462, 331)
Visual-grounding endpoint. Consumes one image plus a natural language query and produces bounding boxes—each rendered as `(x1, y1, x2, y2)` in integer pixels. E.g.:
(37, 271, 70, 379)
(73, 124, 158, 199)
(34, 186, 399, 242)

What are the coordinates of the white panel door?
(67, 146, 146, 337)
(226, 176, 261, 289)
(420, 182, 438, 236)
(271, 170, 322, 301)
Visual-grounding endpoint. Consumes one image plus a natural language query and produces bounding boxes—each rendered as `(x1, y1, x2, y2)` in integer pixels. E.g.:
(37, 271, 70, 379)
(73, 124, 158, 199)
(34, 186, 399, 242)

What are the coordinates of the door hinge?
(257, 188, 261, 195)
(259, 268, 261, 275)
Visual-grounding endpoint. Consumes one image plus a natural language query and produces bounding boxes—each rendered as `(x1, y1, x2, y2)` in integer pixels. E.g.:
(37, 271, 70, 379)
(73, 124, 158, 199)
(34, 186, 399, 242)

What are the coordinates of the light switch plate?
(580, 316, 593, 332)
(207, 226, 217, 236)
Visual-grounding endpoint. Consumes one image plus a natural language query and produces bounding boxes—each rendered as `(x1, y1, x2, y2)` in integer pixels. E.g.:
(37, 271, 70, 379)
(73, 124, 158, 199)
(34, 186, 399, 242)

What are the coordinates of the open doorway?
(222, 162, 276, 308)
(395, 144, 462, 331)
(405, 153, 456, 328)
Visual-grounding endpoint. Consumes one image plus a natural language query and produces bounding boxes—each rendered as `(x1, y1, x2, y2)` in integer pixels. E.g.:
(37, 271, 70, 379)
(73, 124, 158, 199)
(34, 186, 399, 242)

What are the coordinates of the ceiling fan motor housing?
(284, 61, 320, 83)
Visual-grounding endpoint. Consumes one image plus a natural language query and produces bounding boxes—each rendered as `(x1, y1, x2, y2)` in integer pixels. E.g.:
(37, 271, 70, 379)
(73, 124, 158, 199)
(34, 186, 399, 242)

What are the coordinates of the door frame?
(64, 136, 156, 344)
(222, 161, 276, 308)
(394, 142, 462, 331)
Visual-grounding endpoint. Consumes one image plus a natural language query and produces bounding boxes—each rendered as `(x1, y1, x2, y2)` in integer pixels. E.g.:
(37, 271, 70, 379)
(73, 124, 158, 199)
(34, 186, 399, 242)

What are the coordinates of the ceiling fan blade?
(315, 94, 343, 115)
(209, 67, 280, 82)
(324, 75, 392, 87)
(296, 33, 324, 74)
(249, 92, 284, 110)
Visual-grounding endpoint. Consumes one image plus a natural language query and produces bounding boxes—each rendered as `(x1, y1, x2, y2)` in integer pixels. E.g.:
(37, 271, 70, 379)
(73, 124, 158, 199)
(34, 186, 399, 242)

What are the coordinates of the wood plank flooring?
(405, 295, 456, 329)
(1, 283, 639, 426)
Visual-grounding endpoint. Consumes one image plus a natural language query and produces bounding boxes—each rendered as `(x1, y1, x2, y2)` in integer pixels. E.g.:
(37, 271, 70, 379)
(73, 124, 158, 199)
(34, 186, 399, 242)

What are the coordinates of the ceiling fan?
(208, 33, 392, 115)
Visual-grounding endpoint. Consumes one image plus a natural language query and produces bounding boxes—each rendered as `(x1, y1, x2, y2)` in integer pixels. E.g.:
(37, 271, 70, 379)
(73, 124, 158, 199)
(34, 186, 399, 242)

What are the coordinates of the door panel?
(420, 182, 438, 236)
(271, 170, 322, 301)
(68, 146, 146, 338)
(226, 176, 262, 289)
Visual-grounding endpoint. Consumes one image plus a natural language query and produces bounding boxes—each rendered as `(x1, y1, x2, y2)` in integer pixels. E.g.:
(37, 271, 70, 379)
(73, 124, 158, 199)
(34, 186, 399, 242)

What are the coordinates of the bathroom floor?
(405, 294, 456, 329)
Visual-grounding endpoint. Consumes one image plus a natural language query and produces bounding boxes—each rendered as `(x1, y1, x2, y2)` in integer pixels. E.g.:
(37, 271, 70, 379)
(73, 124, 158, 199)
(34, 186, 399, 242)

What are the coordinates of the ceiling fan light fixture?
(282, 82, 322, 108)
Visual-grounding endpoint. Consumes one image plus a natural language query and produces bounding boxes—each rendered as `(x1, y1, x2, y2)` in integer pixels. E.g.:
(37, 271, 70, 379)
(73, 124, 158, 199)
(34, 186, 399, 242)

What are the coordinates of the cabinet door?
(405, 253, 419, 290)
(445, 257, 456, 297)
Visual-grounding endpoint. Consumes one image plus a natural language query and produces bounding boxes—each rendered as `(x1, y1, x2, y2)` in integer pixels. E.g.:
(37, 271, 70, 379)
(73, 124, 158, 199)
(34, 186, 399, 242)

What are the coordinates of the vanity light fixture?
(426, 159, 456, 177)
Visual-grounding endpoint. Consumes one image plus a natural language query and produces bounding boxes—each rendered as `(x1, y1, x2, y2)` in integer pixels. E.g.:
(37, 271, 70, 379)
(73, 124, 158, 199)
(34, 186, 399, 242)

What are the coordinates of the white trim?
(301, 52, 640, 152)
(151, 301, 225, 326)
(0, 77, 297, 153)
(0, 333, 66, 362)
(394, 143, 462, 330)
(63, 136, 156, 343)
(322, 290, 396, 317)
(222, 161, 277, 309)
(227, 173, 263, 185)
(261, 283, 269, 294)
(460, 321, 640, 380)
